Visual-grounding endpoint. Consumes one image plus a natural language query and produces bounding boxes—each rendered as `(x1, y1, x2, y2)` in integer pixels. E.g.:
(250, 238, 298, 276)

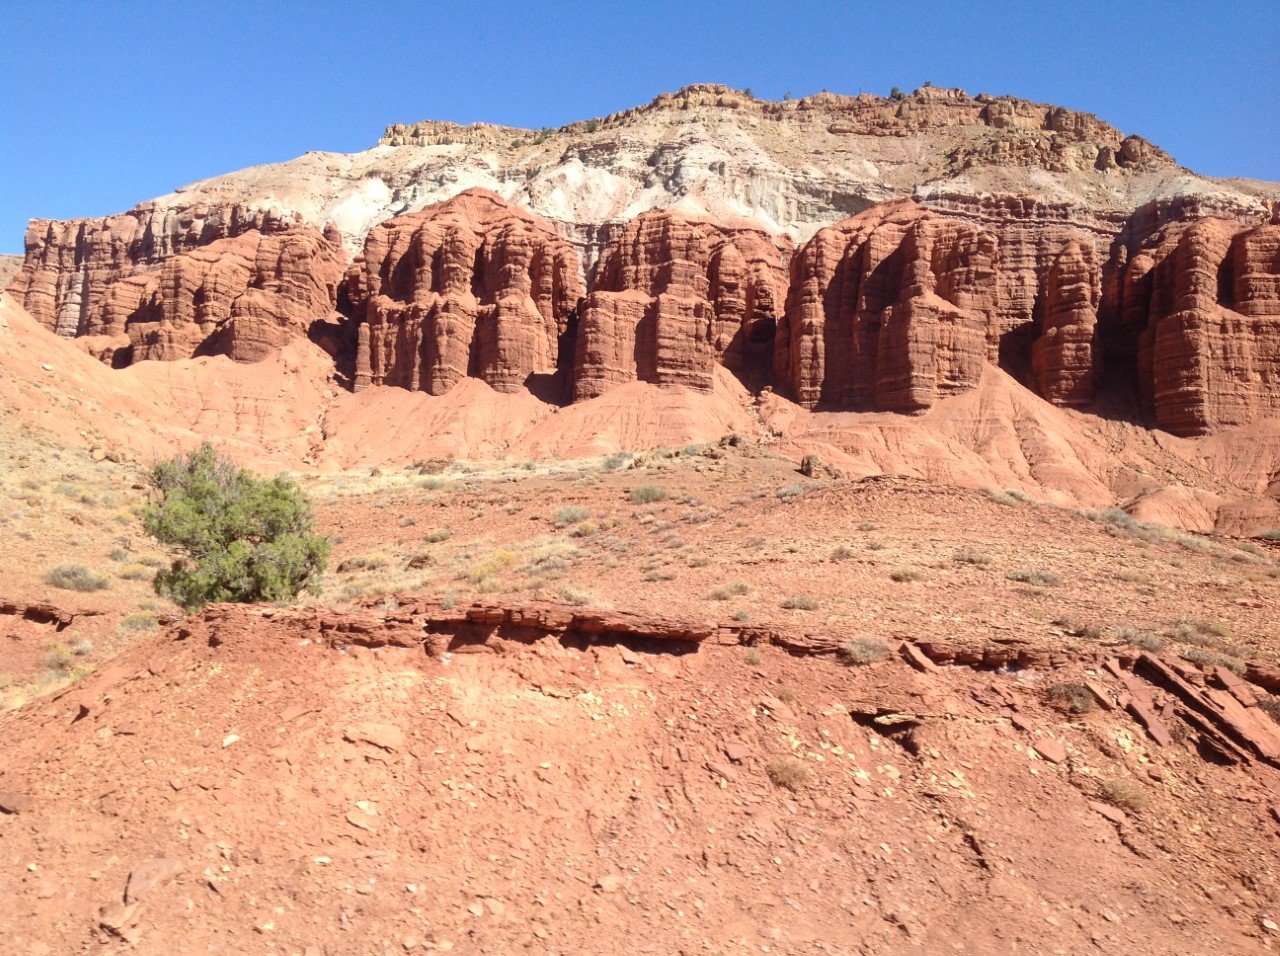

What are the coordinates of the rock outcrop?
(774, 202, 995, 412)
(8, 205, 315, 339)
(1124, 219, 1280, 434)
(573, 212, 790, 400)
(346, 190, 583, 395)
(49, 228, 344, 366)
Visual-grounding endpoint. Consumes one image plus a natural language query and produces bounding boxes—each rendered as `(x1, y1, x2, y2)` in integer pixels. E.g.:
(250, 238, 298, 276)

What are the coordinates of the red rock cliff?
(572, 211, 790, 401)
(346, 190, 583, 395)
(1125, 219, 1280, 434)
(8, 204, 312, 339)
(774, 202, 996, 412)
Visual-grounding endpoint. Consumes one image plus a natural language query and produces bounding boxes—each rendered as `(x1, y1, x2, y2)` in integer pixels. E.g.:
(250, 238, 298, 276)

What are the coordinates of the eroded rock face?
(77, 229, 344, 365)
(346, 190, 583, 395)
(9, 205, 310, 339)
(572, 211, 790, 400)
(1031, 238, 1100, 406)
(1125, 219, 1280, 434)
(774, 202, 995, 412)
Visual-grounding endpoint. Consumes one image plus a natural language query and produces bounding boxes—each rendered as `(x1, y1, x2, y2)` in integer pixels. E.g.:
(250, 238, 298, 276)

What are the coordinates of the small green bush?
(630, 485, 668, 505)
(143, 444, 330, 612)
(45, 563, 110, 592)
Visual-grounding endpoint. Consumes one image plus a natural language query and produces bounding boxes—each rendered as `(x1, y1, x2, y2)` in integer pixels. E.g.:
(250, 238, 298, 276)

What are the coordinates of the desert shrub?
(1259, 528, 1280, 541)
(780, 595, 818, 611)
(558, 585, 594, 606)
(830, 545, 856, 561)
(856, 522, 876, 532)
(44, 563, 110, 592)
(1167, 618, 1227, 645)
(467, 549, 516, 583)
(630, 485, 668, 505)
(601, 452, 632, 472)
(1006, 569, 1060, 587)
(890, 567, 923, 582)
(118, 564, 153, 581)
(732, 610, 751, 622)
(953, 548, 991, 566)
(42, 643, 73, 673)
(418, 476, 446, 490)
(70, 637, 94, 657)
(744, 649, 762, 666)
(1116, 626, 1163, 652)
(554, 505, 591, 527)
(766, 758, 810, 790)
(1046, 681, 1095, 715)
(984, 490, 1021, 507)
(1081, 507, 1138, 530)
(337, 552, 393, 573)
(142, 443, 330, 612)
(1258, 695, 1280, 722)
(776, 483, 805, 500)
(709, 580, 753, 601)
(1054, 616, 1101, 640)
(841, 636, 889, 666)
(108, 547, 131, 563)
(866, 540, 886, 551)
(1181, 647, 1245, 674)
(1099, 778, 1147, 813)
(424, 528, 451, 543)
(119, 613, 158, 631)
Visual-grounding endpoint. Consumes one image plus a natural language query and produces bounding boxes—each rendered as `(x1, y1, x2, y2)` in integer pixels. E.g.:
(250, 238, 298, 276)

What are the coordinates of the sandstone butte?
(4, 84, 1279, 436)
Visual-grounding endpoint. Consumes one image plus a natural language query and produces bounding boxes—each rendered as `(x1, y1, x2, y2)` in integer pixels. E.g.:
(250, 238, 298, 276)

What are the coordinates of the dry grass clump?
(1115, 627, 1163, 653)
(1181, 646, 1245, 674)
(44, 563, 110, 592)
(709, 580, 752, 601)
(890, 567, 923, 582)
(1099, 778, 1147, 813)
(840, 637, 890, 666)
(1054, 616, 1102, 640)
(780, 595, 818, 611)
(630, 485, 668, 505)
(1006, 569, 1060, 587)
(953, 548, 991, 566)
(766, 758, 810, 791)
(776, 484, 805, 500)
(558, 585, 595, 606)
(553, 505, 591, 528)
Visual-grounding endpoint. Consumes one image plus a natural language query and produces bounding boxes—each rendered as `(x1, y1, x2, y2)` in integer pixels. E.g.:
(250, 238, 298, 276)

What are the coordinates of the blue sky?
(1, 0, 1276, 254)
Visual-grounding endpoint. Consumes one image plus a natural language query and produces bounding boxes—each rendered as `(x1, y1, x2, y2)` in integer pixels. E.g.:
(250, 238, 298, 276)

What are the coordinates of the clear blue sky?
(1, 0, 1276, 254)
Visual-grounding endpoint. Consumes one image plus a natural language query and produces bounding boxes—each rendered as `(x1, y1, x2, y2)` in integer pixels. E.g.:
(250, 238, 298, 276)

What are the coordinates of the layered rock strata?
(573, 211, 790, 400)
(1124, 219, 1280, 433)
(345, 190, 583, 394)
